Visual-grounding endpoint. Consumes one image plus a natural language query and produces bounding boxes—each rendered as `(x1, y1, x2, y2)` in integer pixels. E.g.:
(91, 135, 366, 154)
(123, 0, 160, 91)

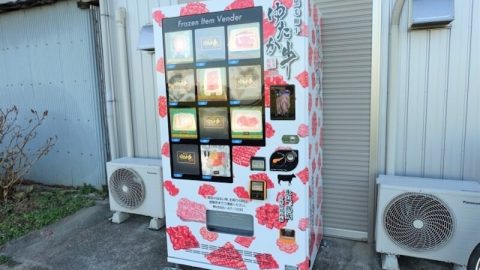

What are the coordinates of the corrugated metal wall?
(105, 0, 176, 159)
(316, 0, 373, 240)
(382, 0, 480, 182)
(0, 0, 107, 187)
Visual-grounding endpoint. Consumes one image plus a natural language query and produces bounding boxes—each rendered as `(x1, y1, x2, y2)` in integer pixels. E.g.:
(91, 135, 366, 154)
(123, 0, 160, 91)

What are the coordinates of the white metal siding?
(0, 1, 107, 187)
(316, 0, 372, 239)
(382, 0, 480, 182)
(105, 0, 176, 159)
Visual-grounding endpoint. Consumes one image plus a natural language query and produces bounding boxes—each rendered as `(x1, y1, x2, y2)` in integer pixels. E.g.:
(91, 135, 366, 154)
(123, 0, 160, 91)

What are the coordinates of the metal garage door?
(316, 0, 373, 240)
(0, 1, 107, 187)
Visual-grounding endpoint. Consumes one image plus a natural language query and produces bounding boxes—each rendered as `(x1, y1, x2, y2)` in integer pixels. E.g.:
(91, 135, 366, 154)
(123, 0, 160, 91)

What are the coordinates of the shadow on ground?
(0, 201, 451, 270)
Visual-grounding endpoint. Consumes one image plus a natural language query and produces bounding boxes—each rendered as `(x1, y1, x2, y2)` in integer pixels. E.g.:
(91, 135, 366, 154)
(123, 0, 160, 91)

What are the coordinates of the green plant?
(0, 189, 94, 246)
(0, 106, 57, 202)
(0, 255, 10, 265)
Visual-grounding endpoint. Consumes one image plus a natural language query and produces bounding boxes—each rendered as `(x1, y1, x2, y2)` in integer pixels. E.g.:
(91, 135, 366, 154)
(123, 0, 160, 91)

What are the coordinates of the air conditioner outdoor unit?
(106, 157, 165, 230)
(376, 175, 480, 270)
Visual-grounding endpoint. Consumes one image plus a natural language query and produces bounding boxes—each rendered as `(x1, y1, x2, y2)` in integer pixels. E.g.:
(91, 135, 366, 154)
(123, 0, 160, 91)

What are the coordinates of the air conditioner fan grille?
(109, 168, 145, 209)
(384, 192, 454, 251)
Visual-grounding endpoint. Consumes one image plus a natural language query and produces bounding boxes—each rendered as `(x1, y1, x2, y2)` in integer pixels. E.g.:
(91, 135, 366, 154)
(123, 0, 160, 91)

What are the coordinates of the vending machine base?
(154, 0, 323, 269)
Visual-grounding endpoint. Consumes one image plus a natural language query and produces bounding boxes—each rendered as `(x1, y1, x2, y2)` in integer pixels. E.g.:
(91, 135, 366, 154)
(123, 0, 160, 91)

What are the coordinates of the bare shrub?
(0, 106, 57, 202)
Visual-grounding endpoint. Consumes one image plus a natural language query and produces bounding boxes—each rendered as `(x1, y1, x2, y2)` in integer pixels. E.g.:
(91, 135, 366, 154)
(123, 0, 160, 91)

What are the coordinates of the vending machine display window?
(230, 106, 263, 140)
(171, 144, 200, 176)
(169, 107, 198, 139)
(200, 145, 231, 178)
(166, 69, 196, 102)
(227, 22, 261, 60)
(162, 6, 265, 182)
(198, 107, 230, 140)
(229, 65, 262, 102)
(164, 30, 194, 64)
(195, 26, 226, 62)
(196, 67, 228, 101)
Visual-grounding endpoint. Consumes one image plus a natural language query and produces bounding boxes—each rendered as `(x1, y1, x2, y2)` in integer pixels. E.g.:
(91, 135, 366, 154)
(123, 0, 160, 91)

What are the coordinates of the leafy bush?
(0, 106, 56, 202)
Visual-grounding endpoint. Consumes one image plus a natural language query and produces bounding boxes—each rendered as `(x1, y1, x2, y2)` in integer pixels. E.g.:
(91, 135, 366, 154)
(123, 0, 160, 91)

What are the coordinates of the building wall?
(0, 0, 107, 187)
(104, 0, 176, 159)
(380, 0, 480, 182)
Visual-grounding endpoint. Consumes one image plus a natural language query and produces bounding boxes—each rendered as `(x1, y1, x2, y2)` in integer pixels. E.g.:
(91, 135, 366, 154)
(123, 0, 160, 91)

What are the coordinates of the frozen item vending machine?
(153, 0, 323, 269)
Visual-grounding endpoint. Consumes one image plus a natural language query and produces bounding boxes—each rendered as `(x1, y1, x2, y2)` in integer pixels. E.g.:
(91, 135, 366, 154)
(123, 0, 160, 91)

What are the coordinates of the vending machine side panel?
(306, 1, 324, 266)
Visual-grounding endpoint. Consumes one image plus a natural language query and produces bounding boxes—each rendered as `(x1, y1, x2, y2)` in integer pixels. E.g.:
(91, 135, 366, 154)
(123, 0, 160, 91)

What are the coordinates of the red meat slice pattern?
(311, 112, 318, 136)
(156, 57, 165, 73)
(276, 239, 299, 254)
(296, 167, 309, 185)
(158, 96, 167, 118)
(234, 236, 255, 248)
(298, 217, 309, 231)
(265, 122, 275, 138)
(297, 257, 310, 270)
(297, 123, 309, 138)
(279, 0, 293, 9)
(161, 142, 170, 158)
(263, 16, 276, 43)
(255, 203, 287, 229)
(200, 227, 218, 242)
(205, 242, 247, 270)
(295, 71, 309, 88)
(255, 253, 279, 270)
(198, 184, 216, 198)
(232, 146, 260, 167)
(233, 186, 251, 201)
(250, 173, 274, 189)
(166, 225, 199, 250)
(152, 10, 165, 27)
(164, 180, 179, 196)
(176, 198, 206, 223)
(180, 2, 209, 16)
(225, 0, 254, 10)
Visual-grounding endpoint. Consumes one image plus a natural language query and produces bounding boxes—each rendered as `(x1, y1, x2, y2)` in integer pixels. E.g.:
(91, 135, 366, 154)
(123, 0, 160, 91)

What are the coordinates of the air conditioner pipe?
(115, 7, 135, 158)
(386, 0, 405, 174)
(99, 0, 118, 160)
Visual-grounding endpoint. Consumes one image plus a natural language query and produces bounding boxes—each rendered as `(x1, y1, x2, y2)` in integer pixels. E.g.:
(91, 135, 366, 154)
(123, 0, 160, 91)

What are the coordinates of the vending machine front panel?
(154, 1, 323, 269)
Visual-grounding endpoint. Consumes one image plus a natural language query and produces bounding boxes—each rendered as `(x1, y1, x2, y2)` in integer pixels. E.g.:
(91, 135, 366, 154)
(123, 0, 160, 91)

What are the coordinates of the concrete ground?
(0, 201, 451, 270)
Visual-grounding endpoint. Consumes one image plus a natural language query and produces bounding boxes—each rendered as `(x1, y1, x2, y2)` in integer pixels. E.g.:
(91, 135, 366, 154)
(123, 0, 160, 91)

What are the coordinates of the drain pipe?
(386, 0, 406, 175)
(115, 7, 135, 157)
(99, 0, 118, 160)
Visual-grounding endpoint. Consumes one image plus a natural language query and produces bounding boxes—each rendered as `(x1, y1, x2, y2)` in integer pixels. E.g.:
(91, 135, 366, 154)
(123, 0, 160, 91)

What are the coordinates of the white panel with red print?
(153, 0, 322, 269)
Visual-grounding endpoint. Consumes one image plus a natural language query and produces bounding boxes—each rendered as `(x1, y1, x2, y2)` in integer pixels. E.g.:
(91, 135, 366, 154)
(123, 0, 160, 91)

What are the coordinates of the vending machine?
(153, 0, 323, 269)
